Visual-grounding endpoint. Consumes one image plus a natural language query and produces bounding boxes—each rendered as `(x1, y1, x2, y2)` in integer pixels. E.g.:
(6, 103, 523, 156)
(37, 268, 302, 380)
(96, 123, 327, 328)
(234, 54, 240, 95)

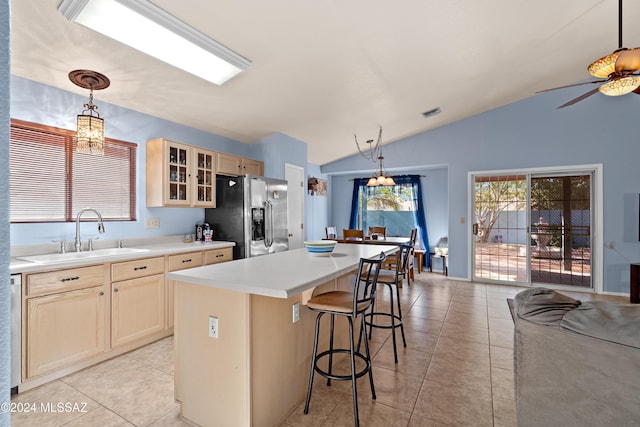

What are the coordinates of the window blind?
(10, 119, 137, 223)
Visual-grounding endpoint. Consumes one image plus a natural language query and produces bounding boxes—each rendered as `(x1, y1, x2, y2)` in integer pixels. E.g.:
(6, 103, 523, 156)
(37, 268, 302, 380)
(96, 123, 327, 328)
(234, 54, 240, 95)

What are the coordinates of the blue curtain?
(349, 178, 369, 229)
(349, 174, 430, 267)
(393, 175, 430, 267)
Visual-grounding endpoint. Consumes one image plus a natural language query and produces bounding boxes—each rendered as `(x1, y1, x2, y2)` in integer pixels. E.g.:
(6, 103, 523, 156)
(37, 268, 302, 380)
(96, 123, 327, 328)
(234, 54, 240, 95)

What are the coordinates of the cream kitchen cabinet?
(166, 252, 204, 329)
(216, 152, 263, 176)
(204, 247, 233, 265)
(146, 138, 216, 207)
(111, 257, 165, 348)
(24, 265, 106, 379)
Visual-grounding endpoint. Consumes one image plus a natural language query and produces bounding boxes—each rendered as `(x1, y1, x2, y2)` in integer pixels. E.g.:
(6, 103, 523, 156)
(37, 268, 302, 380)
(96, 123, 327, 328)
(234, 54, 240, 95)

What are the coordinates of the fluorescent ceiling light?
(58, 0, 250, 85)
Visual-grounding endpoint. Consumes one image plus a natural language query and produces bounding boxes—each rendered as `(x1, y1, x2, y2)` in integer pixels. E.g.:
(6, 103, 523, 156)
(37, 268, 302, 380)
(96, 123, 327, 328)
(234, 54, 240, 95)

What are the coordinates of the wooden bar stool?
(304, 252, 386, 427)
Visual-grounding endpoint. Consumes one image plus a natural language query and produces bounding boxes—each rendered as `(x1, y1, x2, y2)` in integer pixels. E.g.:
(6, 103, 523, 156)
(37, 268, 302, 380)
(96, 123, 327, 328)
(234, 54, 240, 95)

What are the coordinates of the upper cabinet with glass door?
(192, 148, 216, 207)
(146, 138, 217, 208)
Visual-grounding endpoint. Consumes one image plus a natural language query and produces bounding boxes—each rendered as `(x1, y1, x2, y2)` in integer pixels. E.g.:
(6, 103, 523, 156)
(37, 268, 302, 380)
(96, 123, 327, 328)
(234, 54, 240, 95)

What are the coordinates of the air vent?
(422, 107, 441, 118)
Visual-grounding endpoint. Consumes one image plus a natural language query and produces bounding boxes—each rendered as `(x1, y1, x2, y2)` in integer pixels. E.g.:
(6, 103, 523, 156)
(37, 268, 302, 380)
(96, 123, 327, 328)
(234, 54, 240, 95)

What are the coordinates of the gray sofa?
(513, 288, 640, 427)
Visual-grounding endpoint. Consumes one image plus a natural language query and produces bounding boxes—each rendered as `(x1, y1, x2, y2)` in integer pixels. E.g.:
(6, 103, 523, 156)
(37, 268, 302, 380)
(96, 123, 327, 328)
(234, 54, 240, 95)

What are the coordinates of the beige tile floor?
(10, 273, 627, 426)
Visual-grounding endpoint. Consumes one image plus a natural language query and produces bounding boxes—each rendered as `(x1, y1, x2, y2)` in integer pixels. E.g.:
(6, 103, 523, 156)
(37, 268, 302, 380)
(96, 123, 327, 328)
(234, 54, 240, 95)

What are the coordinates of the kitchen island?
(167, 243, 397, 427)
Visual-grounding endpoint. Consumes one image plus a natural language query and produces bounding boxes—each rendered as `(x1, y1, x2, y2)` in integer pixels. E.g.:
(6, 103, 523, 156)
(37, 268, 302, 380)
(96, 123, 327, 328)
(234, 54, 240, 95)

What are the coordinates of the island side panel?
(174, 281, 251, 427)
(250, 273, 357, 426)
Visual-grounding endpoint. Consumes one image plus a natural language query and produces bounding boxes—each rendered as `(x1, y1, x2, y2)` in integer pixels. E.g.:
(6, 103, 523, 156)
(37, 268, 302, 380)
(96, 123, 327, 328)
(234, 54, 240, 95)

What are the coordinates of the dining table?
(330, 236, 411, 245)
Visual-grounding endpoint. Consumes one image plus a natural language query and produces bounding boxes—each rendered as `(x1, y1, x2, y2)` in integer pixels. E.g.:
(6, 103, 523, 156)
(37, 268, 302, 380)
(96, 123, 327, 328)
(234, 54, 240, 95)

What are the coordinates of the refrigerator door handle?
(264, 200, 274, 248)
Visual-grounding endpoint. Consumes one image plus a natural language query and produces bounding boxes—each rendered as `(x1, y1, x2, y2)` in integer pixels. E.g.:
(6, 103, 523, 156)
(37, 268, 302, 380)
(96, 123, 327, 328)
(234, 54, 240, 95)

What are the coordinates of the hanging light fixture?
(366, 151, 396, 187)
(355, 127, 395, 187)
(69, 70, 110, 155)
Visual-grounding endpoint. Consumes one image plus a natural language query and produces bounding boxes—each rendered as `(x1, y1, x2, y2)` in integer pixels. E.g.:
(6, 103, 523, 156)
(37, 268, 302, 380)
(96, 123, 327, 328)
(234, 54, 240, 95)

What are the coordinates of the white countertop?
(10, 240, 235, 274)
(166, 243, 398, 299)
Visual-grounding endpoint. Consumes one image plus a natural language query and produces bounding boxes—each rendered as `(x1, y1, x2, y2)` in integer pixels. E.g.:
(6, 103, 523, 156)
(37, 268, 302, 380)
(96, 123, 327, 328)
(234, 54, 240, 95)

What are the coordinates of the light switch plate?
(145, 217, 160, 228)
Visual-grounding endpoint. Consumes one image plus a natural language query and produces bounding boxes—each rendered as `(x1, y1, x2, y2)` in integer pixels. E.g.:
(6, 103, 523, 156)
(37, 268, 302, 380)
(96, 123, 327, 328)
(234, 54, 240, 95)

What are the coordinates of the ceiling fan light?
(588, 51, 621, 78)
(615, 48, 640, 73)
(598, 76, 640, 96)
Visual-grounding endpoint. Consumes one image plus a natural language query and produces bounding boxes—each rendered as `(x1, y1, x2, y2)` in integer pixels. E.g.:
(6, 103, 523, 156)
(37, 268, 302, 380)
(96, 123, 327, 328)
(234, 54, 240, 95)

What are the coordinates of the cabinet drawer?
(26, 265, 104, 297)
(204, 247, 233, 265)
(111, 256, 165, 282)
(168, 251, 203, 271)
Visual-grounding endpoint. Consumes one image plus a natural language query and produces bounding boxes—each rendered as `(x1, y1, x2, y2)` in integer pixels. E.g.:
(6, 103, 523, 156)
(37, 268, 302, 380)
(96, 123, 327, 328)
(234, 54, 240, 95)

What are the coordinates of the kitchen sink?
(16, 247, 151, 264)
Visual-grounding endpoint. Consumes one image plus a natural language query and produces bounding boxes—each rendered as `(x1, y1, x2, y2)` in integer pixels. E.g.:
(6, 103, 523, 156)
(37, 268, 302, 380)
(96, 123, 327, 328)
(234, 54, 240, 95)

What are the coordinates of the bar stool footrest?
(365, 312, 404, 330)
(313, 349, 372, 381)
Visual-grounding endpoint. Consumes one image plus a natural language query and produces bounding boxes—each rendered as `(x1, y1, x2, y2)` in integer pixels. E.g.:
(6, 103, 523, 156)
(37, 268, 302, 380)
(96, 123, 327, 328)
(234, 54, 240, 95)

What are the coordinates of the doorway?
(285, 163, 305, 250)
(471, 167, 599, 291)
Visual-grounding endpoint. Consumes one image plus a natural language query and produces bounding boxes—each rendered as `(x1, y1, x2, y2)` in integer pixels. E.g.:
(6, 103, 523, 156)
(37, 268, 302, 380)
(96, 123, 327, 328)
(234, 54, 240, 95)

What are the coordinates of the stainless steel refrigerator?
(205, 175, 288, 259)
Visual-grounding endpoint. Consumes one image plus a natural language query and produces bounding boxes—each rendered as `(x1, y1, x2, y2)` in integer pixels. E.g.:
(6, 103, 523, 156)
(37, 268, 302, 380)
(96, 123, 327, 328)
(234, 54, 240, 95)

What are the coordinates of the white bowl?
(304, 240, 337, 256)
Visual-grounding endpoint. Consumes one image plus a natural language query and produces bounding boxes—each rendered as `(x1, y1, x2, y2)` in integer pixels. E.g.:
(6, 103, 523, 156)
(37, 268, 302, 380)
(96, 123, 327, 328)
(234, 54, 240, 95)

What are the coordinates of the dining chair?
(383, 228, 417, 286)
(325, 226, 337, 239)
(343, 229, 364, 240)
(368, 226, 387, 239)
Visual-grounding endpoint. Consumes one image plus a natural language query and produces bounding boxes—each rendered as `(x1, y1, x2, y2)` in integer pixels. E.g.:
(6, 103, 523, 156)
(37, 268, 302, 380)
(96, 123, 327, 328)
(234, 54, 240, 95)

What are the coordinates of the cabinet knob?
(114, 288, 119, 293)
(99, 291, 104, 296)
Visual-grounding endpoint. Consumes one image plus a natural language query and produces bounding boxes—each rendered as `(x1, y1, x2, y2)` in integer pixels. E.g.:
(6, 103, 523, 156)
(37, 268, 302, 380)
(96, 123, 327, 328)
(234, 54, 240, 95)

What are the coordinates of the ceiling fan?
(538, 0, 640, 108)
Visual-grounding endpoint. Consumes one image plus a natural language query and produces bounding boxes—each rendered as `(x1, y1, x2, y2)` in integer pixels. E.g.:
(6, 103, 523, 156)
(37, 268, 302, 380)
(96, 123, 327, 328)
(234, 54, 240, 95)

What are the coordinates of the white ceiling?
(10, 0, 640, 165)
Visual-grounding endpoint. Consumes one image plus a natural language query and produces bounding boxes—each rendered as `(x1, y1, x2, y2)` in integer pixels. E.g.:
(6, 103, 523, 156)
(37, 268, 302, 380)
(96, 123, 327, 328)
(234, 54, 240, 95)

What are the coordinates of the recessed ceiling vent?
(422, 107, 441, 118)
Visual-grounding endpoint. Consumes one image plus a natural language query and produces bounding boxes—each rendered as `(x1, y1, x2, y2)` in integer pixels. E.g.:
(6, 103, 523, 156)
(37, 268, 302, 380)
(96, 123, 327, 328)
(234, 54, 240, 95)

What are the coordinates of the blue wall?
(9, 76, 308, 246)
(323, 86, 640, 295)
(0, 0, 10, 421)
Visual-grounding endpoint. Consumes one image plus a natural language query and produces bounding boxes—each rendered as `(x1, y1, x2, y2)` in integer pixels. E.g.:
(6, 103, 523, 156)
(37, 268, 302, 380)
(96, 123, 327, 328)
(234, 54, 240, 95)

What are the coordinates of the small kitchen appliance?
(195, 223, 210, 242)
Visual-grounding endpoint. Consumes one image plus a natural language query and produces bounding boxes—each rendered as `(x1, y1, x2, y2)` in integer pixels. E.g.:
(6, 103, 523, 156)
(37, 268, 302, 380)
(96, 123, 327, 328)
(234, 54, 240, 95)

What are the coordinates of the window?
(349, 174, 430, 251)
(10, 119, 136, 223)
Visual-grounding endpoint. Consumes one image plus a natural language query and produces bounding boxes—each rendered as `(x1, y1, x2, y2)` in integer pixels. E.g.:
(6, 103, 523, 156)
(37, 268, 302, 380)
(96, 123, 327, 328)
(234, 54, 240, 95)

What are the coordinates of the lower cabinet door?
(111, 273, 165, 348)
(26, 286, 105, 379)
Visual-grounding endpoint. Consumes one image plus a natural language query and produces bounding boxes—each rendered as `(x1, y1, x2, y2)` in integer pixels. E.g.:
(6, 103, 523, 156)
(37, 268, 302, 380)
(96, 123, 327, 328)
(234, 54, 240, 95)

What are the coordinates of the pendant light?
(69, 69, 110, 155)
(366, 152, 396, 187)
(355, 127, 395, 187)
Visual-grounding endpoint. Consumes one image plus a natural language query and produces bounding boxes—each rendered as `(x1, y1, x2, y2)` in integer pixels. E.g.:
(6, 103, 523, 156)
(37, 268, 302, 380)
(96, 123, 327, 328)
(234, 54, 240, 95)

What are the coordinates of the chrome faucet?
(75, 208, 105, 252)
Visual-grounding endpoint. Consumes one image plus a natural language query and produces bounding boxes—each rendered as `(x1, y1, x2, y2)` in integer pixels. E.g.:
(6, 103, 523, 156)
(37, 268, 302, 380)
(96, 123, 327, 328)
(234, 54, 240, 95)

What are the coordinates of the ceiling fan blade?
(616, 48, 640, 73)
(557, 87, 601, 109)
(536, 80, 604, 94)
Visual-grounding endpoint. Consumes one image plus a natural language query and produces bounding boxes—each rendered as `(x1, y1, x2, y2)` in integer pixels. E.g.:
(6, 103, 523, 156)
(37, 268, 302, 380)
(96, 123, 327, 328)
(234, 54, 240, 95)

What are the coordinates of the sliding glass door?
(473, 175, 528, 283)
(472, 171, 593, 289)
(530, 175, 591, 287)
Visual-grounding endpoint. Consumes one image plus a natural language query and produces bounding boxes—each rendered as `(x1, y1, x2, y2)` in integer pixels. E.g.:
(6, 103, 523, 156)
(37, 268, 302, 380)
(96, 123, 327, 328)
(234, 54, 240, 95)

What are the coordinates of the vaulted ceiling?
(10, 0, 640, 165)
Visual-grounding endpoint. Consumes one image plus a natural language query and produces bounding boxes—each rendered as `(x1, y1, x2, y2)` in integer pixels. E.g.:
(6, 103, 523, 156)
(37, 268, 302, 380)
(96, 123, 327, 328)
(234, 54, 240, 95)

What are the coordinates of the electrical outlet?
(145, 217, 160, 229)
(292, 303, 300, 323)
(208, 316, 218, 338)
